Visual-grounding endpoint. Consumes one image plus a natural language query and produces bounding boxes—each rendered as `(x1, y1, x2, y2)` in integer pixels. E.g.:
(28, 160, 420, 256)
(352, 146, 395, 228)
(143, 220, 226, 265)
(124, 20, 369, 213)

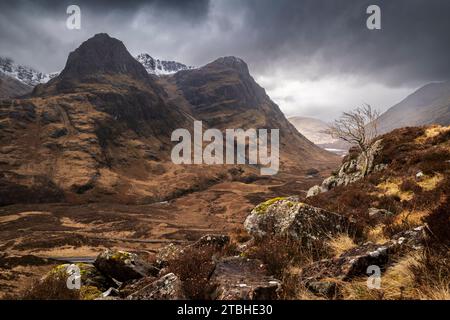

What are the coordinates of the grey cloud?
(0, 0, 449, 120)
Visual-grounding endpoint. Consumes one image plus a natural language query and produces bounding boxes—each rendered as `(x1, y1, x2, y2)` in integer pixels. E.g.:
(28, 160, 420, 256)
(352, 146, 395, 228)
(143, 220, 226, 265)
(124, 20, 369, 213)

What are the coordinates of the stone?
(244, 198, 355, 246)
(416, 171, 424, 179)
(119, 276, 158, 298)
(126, 273, 186, 300)
(306, 281, 339, 299)
(156, 243, 183, 268)
(190, 234, 230, 250)
(306, 185, 322, 198)
(317, 139, 384, 193)
(368, 208, 393, 220)
(300, 226, 426, 283)
(209, 257, 281, 300)
(94, 250, 159, 282)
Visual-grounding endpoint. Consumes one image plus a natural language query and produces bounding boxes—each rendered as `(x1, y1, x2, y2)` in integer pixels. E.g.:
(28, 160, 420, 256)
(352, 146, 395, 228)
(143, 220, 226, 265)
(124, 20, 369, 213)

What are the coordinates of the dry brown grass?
(327, 234, 357, 257)
(417, 173, 444, 191)
(248, 235, 331, 278)
(167, 246, 217, 300)
(409, 249, 450, 300)
(21, 275, 81, 300)
(341, 254, 419, 300)
(366, 225, 390, 244)
(376, 179, 414, 201)
(415, 126, 450, 144)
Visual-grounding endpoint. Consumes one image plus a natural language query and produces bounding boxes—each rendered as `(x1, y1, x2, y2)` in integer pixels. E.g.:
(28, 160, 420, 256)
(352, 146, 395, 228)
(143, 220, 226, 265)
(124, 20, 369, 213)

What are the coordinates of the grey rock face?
(94, 250, 159, 282)
(307, 139, 385, 197)
(368, 208, 394, 220)
(299, 226, 426, 283)
(209, 257, 281, 300)
(244, 198, 355, 246)
(126, 273, 186, 300)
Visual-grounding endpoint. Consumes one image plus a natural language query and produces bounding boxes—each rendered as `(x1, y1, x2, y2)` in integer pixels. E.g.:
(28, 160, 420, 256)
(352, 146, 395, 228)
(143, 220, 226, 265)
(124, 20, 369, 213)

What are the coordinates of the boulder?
(306, 185, 323, 198)
(155, 243, 183, 268)
(126, 273, 186, 300)
(49, 263, 115, 291)
(94, 250, 159, 282)
(244, 198, 355, 246)
(316, 139, 385, 193)
(300, 226, 426, 283)
(119, 276, 158, 298)
(368, 208, 393, 220)
(190, 234, 230, 250)
(209, 257, 281, 300)
(306, 281, 339, 299)
(40, 263, 115, 300)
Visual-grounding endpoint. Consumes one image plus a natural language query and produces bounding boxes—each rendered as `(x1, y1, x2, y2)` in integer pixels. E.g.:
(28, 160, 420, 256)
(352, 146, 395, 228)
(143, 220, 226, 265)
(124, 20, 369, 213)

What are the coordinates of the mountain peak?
(209, 56, 249, 74)
(58, 33, 149, 81)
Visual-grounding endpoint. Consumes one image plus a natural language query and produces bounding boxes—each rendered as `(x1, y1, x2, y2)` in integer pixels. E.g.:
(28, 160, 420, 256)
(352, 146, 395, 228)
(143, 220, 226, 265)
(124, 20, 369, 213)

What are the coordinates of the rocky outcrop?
(126, 273, 186, 300)
(39, 263, 116, 300)
(368, 208, 393, 221)
(190, 234, 230, 250)
(155, 243, 183, 268)
(244, 197, 355, 245)
(94, 250, 159, 282)
(300, 226, 425, 283)
(209, 257, 281, 300)
(307, 139, 385, 197)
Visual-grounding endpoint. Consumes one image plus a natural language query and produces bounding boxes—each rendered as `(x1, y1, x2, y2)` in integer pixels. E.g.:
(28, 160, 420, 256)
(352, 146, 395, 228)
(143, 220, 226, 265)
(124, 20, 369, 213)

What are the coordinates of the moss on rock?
(254, 197, 287, 215)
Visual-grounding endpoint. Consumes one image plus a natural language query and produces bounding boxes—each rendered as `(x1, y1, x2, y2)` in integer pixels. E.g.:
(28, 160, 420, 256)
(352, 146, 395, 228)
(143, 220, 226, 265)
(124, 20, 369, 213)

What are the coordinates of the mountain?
(378, 81, 450, 134)
(287, 116, 336, 145)
(0, 57, 57, 87)
(159, 56, 338, 172)
(136, 53, 194, 76)
(0, 72, 32, 98)
(287, 116, 350, 155)
(0, 33, 338, 206)
(0, 52, 193, 94)
(1, 33, 195, 205)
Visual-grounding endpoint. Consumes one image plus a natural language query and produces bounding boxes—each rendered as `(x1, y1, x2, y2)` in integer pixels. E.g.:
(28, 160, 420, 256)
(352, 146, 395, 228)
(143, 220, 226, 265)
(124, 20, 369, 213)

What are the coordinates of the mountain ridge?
(378, 81, 450, 133)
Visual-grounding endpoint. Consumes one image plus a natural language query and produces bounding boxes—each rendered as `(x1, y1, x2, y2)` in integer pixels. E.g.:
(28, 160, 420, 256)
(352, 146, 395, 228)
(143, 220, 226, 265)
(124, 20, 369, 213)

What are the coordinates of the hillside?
(0, 73, 31, 98)
(0, 34, 338, 206)
(162, 57, 338, 172)
(378, 81, 450, 134)
(0, 34, 340, 298)
(287, 116, 350, 154)
(5, 124, 447, 300)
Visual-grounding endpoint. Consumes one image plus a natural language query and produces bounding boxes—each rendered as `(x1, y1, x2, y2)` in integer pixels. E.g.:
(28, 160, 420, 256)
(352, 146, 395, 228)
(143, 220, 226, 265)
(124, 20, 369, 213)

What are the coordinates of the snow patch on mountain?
(0, 57, 58, 87)
(136, 53, 195, 76)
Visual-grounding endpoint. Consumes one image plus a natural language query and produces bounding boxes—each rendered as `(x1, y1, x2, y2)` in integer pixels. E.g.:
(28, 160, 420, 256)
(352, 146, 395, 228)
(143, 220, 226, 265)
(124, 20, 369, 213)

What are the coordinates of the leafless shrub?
(324, 104, 380, 176)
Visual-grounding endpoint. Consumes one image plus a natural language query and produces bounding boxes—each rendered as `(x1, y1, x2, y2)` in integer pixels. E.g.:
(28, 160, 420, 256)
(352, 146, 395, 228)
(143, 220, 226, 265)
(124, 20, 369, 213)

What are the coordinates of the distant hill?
(378, 81, 450, 134)
(0, 73, 31, 98)
(288, 116, 349, 155)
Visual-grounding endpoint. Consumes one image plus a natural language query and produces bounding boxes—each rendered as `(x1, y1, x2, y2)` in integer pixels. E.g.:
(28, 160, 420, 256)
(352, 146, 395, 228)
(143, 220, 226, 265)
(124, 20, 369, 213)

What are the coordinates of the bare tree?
(324, 104, 380, 176)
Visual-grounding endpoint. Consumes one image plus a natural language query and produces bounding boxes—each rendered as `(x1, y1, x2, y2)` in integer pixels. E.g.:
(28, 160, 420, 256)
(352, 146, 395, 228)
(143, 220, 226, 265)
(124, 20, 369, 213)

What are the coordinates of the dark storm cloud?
(0, 0, 449, 119)
(1, 0, 449, 85)
(229, 0, 450, 86)
(0, 0, 211, 72)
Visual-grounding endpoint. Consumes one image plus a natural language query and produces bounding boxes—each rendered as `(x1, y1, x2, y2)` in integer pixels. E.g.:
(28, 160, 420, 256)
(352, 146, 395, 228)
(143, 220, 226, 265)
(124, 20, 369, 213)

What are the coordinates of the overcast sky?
(1, 0, 449, 121)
